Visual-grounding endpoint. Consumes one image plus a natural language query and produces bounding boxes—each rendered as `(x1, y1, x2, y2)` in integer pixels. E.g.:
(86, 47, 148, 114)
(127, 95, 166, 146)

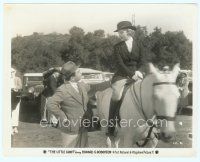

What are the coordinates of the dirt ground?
(12, 102, 192, 148)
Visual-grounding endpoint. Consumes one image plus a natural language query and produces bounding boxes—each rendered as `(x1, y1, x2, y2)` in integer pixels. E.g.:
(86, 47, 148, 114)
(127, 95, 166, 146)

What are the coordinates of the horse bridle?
(136, 81, 177, 147)
(153, 81, 177, 122)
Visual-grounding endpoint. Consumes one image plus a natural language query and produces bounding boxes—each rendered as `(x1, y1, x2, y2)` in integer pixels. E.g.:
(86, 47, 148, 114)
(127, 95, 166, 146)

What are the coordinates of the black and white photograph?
(3, 3, 197, 156)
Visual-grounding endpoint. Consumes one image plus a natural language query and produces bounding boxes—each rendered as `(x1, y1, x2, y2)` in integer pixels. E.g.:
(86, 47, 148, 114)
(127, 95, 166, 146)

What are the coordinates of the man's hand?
(132, 71, 143, 81)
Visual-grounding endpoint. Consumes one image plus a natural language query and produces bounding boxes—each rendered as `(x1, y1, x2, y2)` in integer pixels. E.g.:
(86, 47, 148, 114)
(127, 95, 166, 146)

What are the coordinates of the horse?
(96, 63, 180, 148)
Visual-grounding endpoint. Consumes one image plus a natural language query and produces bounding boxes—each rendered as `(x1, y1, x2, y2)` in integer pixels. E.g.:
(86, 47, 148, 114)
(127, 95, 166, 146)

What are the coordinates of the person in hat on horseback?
(107, 21, 148, 136)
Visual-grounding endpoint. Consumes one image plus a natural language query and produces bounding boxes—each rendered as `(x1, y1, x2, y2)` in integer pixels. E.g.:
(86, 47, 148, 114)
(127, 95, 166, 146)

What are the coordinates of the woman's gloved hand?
(132, 71, 143, 81)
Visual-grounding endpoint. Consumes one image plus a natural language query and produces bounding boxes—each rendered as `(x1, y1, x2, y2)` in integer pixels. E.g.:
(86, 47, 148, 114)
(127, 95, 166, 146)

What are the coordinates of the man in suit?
(107, 21, 149, 136)
(46, 61, 90, 147)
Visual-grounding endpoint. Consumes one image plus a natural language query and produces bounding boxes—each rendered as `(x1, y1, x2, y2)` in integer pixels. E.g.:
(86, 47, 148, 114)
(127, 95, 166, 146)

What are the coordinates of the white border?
(1, 0, 200, 160)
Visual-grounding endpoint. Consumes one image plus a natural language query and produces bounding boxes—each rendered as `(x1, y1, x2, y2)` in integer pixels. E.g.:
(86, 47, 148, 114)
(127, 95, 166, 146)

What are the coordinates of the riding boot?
(106, 99, 119, 136)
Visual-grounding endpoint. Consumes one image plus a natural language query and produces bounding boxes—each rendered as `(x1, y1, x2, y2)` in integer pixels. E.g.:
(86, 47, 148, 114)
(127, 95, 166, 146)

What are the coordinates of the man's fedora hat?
(114, 21, 136, 32)
(61, 61, 79, 77)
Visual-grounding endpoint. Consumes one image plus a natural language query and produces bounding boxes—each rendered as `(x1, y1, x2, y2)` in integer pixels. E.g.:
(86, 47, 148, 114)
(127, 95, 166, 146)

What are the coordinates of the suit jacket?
(112, 40, 148, 83)
(46, 81, 90, 134)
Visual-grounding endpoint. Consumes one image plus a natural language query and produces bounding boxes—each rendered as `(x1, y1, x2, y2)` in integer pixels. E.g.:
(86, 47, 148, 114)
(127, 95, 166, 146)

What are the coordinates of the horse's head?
(149, 63, 180, 142)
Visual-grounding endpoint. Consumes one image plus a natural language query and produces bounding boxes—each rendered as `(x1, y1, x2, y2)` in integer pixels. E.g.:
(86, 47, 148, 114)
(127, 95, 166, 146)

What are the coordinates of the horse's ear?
(172, 63, 180, 77)
(148, 63, 158, 75)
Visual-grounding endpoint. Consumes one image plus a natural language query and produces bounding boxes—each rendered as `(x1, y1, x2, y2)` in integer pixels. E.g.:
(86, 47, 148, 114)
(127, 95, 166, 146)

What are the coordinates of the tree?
(69, 26, 85, 44)
(61, 27, 88, 65)
(164, 31, 192, 69)
(12, 25, 192, 74)
(61, 28, 118, 71)
(148, 28, 192, 70)
(12, 33, 69, 72)
(94, 29, 105, 38)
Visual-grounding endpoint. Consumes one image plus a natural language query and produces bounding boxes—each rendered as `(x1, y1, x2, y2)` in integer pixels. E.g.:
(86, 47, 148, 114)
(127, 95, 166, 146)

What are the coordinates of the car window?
(23, 76, 44, 87)
(25, 76, 43, 81)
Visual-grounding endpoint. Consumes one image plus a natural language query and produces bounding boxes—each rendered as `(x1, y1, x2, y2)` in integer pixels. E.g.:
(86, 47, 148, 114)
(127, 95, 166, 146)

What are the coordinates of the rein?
(156, 115, 176, 121)
(136, 123, 156, 147)
(132, 79, 176, 147)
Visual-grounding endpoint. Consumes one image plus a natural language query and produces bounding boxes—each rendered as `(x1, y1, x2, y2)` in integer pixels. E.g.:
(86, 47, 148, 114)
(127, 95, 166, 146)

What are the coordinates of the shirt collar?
(125, 36, 133, 44)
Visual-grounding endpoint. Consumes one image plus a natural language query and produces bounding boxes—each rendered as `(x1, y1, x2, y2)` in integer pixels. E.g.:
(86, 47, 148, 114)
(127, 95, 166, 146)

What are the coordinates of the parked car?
(79, 68, 112, 97)
(103, 72, 114, 81)
(79, 68, 105, 84)
(21, 73, 44, 103)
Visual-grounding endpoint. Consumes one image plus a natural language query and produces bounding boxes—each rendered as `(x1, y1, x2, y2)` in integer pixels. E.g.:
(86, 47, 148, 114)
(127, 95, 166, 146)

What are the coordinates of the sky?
(4, 4, 197, 41)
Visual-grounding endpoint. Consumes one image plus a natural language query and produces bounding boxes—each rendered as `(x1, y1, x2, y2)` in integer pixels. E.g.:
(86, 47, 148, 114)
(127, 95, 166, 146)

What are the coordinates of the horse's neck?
(139, 75, 155, 119)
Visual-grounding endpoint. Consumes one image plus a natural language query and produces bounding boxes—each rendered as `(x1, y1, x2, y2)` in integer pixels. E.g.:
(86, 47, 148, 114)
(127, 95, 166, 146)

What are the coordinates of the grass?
(12, 115, 192, 148)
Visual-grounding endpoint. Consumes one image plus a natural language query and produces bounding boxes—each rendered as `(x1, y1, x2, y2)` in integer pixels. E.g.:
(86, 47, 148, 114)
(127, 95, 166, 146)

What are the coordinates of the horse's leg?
(114, 136, 120, 148)
(106, 136, 117, 148)
(106, 137, 112, 148)
(106, 133, 121, 148)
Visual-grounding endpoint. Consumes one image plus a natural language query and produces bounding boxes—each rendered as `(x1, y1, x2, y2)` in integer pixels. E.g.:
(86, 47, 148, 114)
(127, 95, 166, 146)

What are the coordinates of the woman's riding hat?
(114, 21, 136, 32)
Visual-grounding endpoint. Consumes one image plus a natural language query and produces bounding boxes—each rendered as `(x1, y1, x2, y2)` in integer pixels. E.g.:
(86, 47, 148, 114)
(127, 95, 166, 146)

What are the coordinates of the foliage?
(149, 27, 192, 69)
(12, 32, 69, 73)
(11, 26, 192, 73)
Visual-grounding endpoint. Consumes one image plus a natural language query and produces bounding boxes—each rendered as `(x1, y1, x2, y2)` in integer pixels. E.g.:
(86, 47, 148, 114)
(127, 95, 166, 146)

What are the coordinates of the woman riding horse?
(107, 21, 150, 136)
(97, 63, 180, 147)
